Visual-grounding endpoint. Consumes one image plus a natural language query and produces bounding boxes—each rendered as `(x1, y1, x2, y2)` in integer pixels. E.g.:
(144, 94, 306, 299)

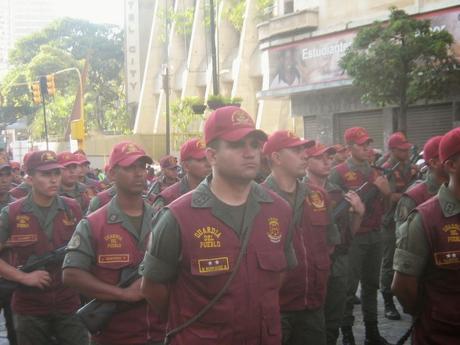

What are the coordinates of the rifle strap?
(163, 204, 252, 345)
(395, 318, 417, 345)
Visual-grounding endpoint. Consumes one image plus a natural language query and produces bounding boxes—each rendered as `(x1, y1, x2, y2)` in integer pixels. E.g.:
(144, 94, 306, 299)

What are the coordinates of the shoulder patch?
(67, 234, 81, 249)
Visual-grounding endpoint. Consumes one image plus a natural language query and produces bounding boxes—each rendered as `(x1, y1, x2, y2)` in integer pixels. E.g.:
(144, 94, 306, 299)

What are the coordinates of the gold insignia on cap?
(41, 152, 56, 162)
(287, 131, 299, 140)
(196, 139, 206, 149)
(169, 156, 177, 165)
(123, 143, 140, 154)
(355, 128, 366, 137)
(267, 217, 282, 243)
(232, 109, 252, 125)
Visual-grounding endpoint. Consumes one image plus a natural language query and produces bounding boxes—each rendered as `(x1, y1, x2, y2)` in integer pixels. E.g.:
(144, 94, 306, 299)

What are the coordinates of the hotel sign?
(125, 0, 141, 104)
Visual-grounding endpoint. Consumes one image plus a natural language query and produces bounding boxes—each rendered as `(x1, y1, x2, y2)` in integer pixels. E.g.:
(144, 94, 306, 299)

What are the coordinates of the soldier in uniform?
(329, 127, 391, 345)
(9, 153, 33, 199)
(304, 143, 365, 345)
(0, 150, 88, 345)
(10, 161, 22, 188)
(86, 185, 117, 215)
(379, 132, 416, 320)
(392, 127, 460, 344)
(152, 138, 211, 211)
(262, 131, 337, 345)
(332, 144, 349, 167)
(140, 106, 295, 345)
(57, 152, 90, 214)
(394, 136, 447, 232)
(62, 141, 165, 345)
(147, 155, 179, 197)
(0, 155, 17, 345)
(75, 153, 102, 198)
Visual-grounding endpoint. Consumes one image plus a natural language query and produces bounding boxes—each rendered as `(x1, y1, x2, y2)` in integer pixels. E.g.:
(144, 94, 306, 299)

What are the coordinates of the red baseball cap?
(263, 130, 315, 156)
(423, 135, 443, 162)
(344, 127, 373, 145)
(306, 143, 337, 158)
(10, 161, 20, 170)
(388, 132, 412, 150)
(333, 144, 347, 153)
(180, 138, 206, 162)
(75, 153, 90, 165)
(160, 155, 178, 169)
(25, 151, 63, 173)
(57, 152, 80, 167)
(108, 141, 153, 171)
(439, 127, 460, 163)
(204, 106, 267, 144)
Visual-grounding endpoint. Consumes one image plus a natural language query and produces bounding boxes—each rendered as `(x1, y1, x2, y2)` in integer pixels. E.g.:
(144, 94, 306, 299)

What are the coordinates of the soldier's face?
(207, 134, 262, 183)
(112, 159, 148, 195)
(61, 164, 79, 187)
(274, 146, 308, 179)
(0, 168, 13, 194)
(350, 142, 372, 162)
(183, 157, 211, 180)
(306, 153, 334, 177)
(445, 154, 460, 185)
(163, 166, 178, 180)
(29, 169, 62, 197)
(392, 148, 410, 162)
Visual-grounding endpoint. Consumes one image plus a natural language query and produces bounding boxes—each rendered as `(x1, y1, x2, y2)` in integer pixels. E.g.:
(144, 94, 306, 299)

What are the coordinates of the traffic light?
(31, 82, 41, 104)
(39, 76, 48, 96)
(46, 74, 56, 96)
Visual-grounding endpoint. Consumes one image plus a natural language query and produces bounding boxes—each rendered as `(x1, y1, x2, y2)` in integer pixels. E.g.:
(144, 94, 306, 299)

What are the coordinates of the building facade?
(133, 0, 460, 150)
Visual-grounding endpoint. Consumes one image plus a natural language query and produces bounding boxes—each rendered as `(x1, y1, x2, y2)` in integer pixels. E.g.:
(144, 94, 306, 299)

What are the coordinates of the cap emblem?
(231, 109, 252, 126)
(123, 143, 140, 154)
(287, 131, 299, 140)
(196, 139, 206, 150)
(41, 152, 56, 162)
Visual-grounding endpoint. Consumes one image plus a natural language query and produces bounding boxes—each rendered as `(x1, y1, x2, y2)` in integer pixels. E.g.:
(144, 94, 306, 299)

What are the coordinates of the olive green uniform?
(60, 182, 89, 214)
(329, 159, 383, 327)
(380, 159, 414, 295)
(151, 176, 190, 211)
(0, 195, 88, 345)
(86, 186, 117, 215)
(265, 175, 340, 345)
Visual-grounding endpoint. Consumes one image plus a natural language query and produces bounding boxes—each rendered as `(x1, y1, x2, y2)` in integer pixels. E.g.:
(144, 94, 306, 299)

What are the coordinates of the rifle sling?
(164, 202, 253, 345)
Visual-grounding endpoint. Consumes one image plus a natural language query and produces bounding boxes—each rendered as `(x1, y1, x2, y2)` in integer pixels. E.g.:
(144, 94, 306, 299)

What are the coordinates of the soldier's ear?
(206, 147, 217, 166)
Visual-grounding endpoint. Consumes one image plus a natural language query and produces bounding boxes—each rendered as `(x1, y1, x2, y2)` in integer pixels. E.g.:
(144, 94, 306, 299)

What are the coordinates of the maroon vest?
(6, 197, 82, 316)
(382, 161, 413, 193)
(404, 182, 432, 207)
(279, 185, 331, 311)
(156, 181, 183, 206)
(334, 162, 384, 233)
(414, 197, 460, 345)
(95, 187, 116, 210)
(87, 206, 165, 345)
(167, 189, 290, 345)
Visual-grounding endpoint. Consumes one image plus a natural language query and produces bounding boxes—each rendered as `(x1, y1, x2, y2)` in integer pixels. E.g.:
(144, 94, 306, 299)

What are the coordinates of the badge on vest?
(197, 257, 230, 274)
(16, 215, 30, 229)
(267, 217, 282, 243)
(344, 171, 357, 182)
(442, 224, 460, 243)
(8, 234, 38, 243)
(104, 234, 123, 248)
(194, 226, 222, 249)
(306, 191, 326, 211)
(98, 254, 130, 264)
(434, 251, 460, 266)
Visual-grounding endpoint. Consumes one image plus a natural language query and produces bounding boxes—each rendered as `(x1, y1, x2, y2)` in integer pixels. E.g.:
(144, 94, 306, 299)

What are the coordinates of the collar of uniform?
(425, 171, 441, 195)
(179, 176, 190, 194)
(21, 194, 64, 213)
(438, 184, 460, 217)
(265, 174, 306, 211)
(191, 175, 273, 209)
(18, 182, 31, 192)
(324, 179, 342, 193)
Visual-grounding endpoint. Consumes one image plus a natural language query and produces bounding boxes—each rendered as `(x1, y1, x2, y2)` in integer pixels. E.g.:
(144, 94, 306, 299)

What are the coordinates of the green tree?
(339, 7, 459, 132)
(1, 17, 128, 139)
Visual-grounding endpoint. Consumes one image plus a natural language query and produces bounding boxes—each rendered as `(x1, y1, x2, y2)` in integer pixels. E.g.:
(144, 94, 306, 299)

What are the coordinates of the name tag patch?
(98, 254, 130, 264)
(198, 257, 230, 274)
(434, 251, 460, 266)
(8, 234, 38, 243)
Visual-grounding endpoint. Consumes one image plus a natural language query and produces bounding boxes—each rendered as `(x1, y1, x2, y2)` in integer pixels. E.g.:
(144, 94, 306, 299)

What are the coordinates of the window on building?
(284, 0, 294, 14)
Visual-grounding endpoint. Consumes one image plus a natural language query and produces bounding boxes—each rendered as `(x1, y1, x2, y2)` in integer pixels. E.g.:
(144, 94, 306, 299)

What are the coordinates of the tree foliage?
(0, 17, 129, 139)
(340, 7, 459, 132)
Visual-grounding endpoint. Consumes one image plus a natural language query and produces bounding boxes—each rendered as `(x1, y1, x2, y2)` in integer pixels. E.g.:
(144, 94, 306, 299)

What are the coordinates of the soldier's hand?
(373, 175, 391, 196)
(20, 270, 51, 289)
(121, 278, 144, 303)
(345, 191, 365, 216)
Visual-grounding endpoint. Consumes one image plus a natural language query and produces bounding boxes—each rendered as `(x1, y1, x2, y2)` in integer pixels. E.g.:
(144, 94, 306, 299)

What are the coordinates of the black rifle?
(76, 267, 140, 335)
(0, 245, 67, 296)
(332, 161, 401, 220)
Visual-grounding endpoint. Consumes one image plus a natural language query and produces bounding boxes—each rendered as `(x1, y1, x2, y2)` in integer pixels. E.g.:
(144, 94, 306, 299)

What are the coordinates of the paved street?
(0, 293, 412, 345)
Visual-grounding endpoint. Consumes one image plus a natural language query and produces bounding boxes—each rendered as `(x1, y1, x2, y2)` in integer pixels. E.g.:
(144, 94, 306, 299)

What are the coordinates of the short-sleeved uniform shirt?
(63, 197, 154, 271)
(140, 177, 297, 284)
(393, 184, 460, 277)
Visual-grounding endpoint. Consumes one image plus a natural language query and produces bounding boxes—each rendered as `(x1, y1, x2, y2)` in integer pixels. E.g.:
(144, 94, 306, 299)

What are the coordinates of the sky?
(54, 0, 124, 26)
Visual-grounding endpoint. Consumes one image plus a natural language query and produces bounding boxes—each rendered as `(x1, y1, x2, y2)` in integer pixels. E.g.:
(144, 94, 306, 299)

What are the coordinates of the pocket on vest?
(256, 250, 287, 272)
(179, 307, 232, 341)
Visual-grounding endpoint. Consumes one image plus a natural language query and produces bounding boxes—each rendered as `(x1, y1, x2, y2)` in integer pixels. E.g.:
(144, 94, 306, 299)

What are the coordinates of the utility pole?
(209, 0, 219, 95)
(39, 76, 49, 150)
(163, 0, 171, 154)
